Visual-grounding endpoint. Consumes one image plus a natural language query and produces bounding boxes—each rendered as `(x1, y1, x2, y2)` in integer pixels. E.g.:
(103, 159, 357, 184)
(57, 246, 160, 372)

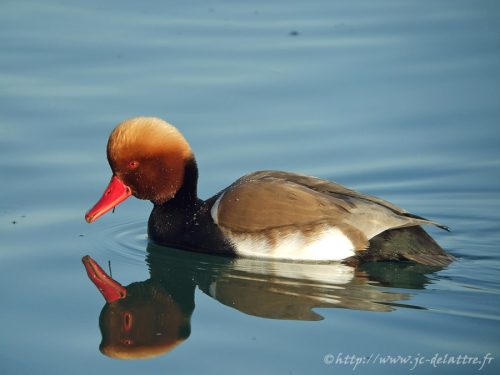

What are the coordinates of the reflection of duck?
(82, 231, 447, 359)
(83, 255, 194, 360)
(85, 117, 453, 265)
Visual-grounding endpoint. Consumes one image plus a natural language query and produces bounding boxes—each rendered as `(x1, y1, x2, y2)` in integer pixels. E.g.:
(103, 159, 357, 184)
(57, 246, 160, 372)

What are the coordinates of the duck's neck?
(158, 156, 200, 208)
(148, 157, 235, 255)
(180, 156, 199, 202)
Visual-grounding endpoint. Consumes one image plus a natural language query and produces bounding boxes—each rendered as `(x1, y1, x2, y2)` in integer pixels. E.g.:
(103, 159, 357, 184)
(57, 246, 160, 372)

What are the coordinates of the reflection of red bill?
(85, 176, 132, 223)
(82, 255, 126, 303)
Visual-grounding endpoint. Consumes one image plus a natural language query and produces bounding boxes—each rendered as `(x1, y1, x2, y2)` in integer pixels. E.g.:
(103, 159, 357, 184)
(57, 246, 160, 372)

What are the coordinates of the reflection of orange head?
(98, 281, 192, 360)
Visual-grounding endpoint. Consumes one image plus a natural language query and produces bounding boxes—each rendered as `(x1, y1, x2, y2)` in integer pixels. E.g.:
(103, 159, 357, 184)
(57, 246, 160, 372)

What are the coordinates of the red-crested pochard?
(85, 117, 453, 265)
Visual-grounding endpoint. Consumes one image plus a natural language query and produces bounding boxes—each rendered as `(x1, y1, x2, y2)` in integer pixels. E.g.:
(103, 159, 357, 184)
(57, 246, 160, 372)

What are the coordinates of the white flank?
(227, 227, 355, 262)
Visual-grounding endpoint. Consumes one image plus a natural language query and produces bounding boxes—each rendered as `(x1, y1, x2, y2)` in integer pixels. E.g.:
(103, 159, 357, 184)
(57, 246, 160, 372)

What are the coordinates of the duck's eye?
(128, 161, 139, 169)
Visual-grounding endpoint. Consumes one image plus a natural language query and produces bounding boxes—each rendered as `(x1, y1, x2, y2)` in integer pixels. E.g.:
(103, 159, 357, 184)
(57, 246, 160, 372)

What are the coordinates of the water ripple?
(89, 220, 148, 265)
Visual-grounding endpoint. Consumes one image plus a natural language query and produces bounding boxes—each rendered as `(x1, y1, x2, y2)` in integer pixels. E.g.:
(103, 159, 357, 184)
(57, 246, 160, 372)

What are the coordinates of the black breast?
(147, 198, 236, 256)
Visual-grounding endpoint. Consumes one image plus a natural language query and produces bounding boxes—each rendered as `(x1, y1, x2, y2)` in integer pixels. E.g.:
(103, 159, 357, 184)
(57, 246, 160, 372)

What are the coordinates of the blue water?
(1, 0, 499, 373)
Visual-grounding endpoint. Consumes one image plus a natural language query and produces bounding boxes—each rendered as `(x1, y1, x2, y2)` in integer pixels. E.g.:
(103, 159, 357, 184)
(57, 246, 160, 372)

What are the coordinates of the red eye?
(128, 161, 139, 169)
(123, 311, 133, 331)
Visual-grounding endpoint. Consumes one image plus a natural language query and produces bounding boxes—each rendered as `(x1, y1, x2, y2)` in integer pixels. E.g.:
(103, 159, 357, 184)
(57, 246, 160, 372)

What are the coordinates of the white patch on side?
(210, 192, 224, 225)
(227, 227, 355, 261)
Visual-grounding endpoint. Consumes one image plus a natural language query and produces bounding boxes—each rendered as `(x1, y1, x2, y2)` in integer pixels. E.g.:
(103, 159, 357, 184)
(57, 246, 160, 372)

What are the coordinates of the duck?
(85, 117, 453, 266)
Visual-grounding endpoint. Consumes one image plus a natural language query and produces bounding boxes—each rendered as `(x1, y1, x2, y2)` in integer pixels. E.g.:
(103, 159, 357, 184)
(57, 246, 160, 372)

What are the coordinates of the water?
(1, 0, 499, 373)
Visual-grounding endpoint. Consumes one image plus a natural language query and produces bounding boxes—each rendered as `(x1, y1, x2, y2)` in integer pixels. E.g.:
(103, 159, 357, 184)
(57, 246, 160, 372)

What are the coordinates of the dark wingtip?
(437, 224, 451, 232)
(402, 212, 451, 232)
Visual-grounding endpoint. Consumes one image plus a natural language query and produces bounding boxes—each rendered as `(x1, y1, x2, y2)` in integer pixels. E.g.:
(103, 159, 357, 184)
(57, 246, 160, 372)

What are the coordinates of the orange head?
(85, 117, 196, 223)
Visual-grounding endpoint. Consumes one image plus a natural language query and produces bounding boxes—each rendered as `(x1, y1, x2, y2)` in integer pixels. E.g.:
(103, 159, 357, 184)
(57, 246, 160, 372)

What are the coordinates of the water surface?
(1, 0, 499, 374)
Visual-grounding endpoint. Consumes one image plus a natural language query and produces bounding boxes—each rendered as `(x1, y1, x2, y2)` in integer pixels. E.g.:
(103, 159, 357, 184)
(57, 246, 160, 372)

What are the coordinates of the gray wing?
(247, 171, 442, 221)
(213, 170, 447, 250)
